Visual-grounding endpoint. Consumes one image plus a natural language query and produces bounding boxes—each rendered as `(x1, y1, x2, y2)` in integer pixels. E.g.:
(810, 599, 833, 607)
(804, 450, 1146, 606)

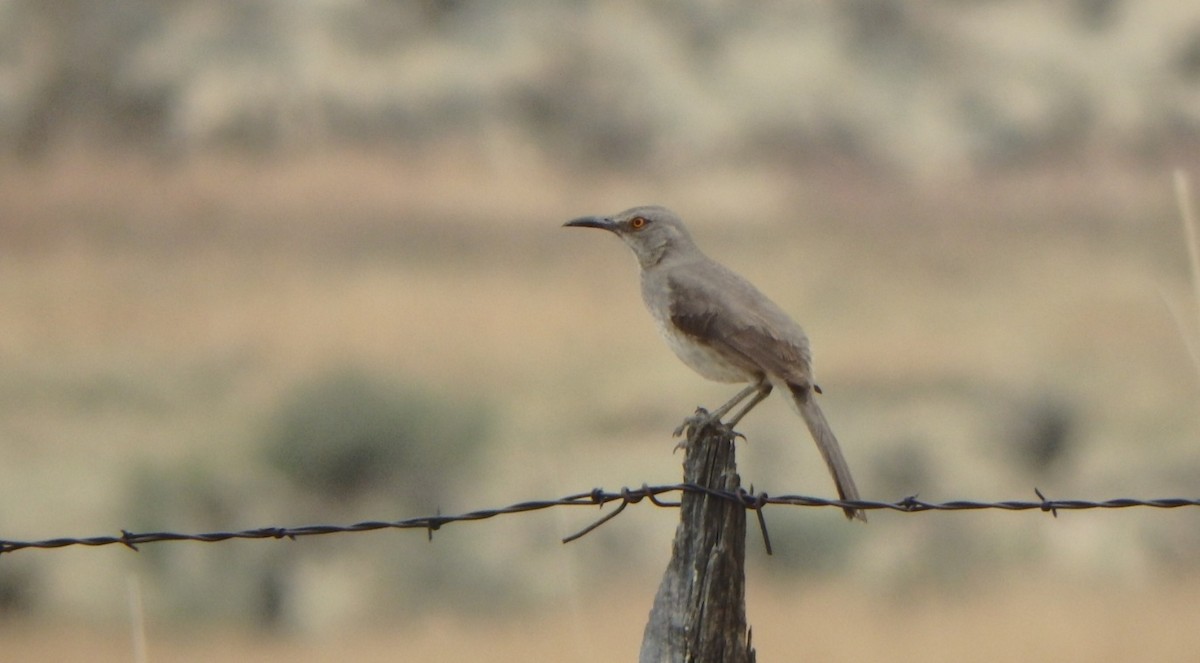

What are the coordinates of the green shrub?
(263, 368, 489, 507)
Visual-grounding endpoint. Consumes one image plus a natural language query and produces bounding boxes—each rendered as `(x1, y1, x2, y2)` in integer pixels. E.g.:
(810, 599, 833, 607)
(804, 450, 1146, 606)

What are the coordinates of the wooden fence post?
(639, 422, 755, 663)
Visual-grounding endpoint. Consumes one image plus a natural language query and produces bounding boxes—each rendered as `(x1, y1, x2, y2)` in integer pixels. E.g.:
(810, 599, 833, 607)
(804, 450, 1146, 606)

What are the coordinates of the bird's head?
(563, 205, 696, 268)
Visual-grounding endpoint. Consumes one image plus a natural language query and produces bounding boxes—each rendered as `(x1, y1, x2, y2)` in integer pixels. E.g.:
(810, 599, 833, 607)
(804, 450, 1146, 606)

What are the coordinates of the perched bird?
(565, 206, 865, 521)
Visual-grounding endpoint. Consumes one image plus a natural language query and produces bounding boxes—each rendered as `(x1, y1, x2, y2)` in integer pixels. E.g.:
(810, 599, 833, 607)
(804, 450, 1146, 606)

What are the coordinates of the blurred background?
(2, 1, 1200, 660)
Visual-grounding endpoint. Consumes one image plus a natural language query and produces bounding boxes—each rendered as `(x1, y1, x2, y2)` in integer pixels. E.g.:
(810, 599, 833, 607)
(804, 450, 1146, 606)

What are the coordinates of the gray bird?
(565, 205, 865, 521)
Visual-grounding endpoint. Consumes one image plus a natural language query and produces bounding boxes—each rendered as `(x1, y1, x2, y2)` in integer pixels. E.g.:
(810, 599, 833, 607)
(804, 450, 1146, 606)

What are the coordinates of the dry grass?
(6, 576, 1200, 661)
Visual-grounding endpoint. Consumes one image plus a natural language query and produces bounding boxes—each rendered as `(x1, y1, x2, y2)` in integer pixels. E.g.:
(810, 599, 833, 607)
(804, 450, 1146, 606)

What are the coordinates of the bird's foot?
(672, 407, 743, 452)
(672, 407, 710, 438)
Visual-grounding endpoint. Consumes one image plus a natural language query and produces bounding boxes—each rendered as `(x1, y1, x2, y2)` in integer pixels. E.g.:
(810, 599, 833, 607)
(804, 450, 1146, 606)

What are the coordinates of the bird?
(564, 205, 865, 521)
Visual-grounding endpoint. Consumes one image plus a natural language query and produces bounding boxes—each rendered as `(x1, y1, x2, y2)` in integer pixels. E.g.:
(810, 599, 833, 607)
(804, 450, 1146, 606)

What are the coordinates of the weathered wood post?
(639, 421, 755, 663)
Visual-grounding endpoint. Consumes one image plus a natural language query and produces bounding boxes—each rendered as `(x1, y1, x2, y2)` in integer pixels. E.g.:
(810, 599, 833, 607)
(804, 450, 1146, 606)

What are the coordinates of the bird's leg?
(724, 382, 773, 428)
(673, 383, 756, 438)
(672, 380, 769, 439)
(707, 382, 764, 423)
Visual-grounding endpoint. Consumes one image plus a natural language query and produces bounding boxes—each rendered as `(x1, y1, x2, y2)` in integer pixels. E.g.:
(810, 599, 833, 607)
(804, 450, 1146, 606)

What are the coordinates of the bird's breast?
(646, 303, 753, 384)
(639, 262, 757, 383)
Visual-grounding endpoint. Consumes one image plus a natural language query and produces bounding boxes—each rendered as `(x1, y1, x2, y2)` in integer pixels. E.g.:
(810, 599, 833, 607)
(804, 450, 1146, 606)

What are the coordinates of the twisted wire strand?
(2, 484, 1196, 555)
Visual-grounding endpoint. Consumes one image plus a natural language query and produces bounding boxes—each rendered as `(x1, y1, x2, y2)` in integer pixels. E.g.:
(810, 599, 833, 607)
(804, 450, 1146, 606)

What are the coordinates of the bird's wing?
(666, 266, 813, 383)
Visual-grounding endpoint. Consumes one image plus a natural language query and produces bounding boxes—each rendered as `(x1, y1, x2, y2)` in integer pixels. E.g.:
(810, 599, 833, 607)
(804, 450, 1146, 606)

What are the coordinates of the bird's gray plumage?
(564, 205, 865, 521)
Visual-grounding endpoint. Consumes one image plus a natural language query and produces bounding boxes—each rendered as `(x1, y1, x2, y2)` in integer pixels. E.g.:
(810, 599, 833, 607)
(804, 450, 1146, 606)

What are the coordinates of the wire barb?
(744, 490, 773, 556)
(2, 485, 1199, 556)
(1034, 487, 1058, 517)
(562, 501, 628, 544)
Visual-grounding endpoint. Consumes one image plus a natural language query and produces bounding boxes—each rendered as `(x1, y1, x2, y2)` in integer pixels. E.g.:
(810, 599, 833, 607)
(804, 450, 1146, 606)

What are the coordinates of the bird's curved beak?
(563, 216, 617, 232)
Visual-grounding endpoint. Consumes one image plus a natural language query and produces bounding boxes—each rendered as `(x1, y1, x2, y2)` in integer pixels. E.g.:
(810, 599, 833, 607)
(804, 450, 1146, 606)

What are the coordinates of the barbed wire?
(2, 484, 1198, 556)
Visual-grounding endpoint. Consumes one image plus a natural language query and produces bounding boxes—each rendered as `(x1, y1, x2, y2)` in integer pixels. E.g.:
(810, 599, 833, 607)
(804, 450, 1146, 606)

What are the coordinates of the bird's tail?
(788, 383, 867, 522)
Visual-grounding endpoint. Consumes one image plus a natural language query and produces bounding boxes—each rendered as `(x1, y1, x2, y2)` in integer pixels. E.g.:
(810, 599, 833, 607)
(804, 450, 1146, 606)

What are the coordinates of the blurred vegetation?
(124, 459, 273, 624)
(2, 1, 1200, 176)
(263, 367, 489, 509)
(119, 366, 494, 626)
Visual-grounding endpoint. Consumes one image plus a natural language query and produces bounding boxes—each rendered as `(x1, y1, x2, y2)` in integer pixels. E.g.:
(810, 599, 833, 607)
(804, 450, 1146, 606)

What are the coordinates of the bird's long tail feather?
(788, 383, 866, 522)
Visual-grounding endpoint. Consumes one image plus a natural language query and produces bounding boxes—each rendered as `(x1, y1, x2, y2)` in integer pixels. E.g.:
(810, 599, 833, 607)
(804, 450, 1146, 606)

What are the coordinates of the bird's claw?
(673, 407, 711, 438)
(672, 407, 743, 452)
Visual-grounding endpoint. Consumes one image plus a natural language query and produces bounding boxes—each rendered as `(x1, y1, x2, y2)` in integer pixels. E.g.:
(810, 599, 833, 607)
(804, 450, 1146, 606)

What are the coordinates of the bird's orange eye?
(630, 216, 647, 229)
